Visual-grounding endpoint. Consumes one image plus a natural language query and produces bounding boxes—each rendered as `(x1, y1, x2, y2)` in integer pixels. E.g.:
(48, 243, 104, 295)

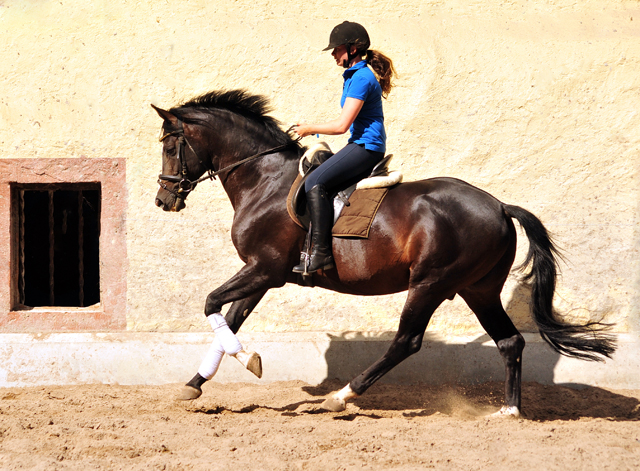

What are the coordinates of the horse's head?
(151, 105, 206, 212)
(152, 91, 303, 213)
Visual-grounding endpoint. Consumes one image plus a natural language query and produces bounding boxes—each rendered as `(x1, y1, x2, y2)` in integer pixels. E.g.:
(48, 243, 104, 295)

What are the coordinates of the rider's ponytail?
(365, 50, 397, 99)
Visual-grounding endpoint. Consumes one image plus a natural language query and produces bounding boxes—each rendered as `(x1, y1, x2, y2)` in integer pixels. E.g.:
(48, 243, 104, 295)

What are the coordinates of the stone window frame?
(0, 158, 127, 331)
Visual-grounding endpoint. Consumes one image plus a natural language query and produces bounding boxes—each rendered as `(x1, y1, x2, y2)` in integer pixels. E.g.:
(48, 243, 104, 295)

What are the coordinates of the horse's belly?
(313, 272, 410, 296)
(315, 240, 411, 295)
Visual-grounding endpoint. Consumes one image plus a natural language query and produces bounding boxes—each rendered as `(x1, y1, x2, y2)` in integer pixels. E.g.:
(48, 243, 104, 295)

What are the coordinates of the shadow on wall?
(300, 329, 639, 421)
(311, 330, 559, 387)
(313, 279, 628, 391)
(299, 282, 640, 420)
(314, 281, 559, 387)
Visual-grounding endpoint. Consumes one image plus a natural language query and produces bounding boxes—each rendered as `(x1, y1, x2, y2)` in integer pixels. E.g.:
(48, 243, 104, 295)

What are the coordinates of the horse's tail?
(503, 204, 616, 362)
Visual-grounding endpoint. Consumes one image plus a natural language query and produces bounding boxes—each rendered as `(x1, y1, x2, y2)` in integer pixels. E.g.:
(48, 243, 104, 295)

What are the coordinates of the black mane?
(171, 89, 299, 149)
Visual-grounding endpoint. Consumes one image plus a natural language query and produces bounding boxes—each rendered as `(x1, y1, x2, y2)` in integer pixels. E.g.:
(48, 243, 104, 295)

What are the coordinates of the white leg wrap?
(208, 313, 242, 355)
(492, 406, 521, 418)
(197, 314, 244, 380)
(321, 384, 359, 412)
(334, 384, 359, 403)
(197, 337, 225, 380)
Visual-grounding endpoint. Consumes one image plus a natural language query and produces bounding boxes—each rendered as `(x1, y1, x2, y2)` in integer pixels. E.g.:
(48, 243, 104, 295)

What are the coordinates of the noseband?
(158, 121, 299, 200)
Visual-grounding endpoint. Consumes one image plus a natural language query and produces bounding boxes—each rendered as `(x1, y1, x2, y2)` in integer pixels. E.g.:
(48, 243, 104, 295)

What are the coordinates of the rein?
(158, 122, 300, 199)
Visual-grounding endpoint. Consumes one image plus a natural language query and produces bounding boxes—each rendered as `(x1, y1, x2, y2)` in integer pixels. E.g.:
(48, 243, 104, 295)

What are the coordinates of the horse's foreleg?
(322, 288, 443, 412)
(201, 267, 280, 378)
(204, 264, 278, 316)
(180, 311, 262, 401)
(225, 290, 268, 333)
(198, 313, 256, 377)
(179, 267, 281, 400)
(180, 292, 269, 400)
(460, 290, 525, 417)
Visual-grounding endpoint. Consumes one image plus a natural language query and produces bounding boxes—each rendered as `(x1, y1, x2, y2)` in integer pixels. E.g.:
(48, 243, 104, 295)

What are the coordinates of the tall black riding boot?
(292, 184, 335, 274)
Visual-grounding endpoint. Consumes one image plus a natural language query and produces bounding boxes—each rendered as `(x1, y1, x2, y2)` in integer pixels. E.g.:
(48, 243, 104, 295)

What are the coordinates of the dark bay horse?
(152, 89, 615, 416)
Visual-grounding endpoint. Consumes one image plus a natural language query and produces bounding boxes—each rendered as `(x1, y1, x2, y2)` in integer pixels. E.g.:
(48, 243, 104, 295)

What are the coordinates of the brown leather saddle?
(286, 152, 395, 231)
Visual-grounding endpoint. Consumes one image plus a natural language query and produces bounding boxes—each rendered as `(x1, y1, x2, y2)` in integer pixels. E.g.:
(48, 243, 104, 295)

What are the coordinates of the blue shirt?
(341, 61, 386, 153)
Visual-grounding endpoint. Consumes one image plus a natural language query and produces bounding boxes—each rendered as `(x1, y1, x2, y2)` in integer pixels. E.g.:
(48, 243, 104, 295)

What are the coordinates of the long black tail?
(503, 204, 616, 362)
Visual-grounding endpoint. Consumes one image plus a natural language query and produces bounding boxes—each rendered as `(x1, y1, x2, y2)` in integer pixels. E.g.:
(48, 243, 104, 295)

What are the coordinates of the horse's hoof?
(246, 353, 263, 379)
(243, 352, 263, 379)
(491, 406, 520, 418)
(321, 396, 347, 412)
(177, 386, 202, 401)
(234, 350, 263, 379)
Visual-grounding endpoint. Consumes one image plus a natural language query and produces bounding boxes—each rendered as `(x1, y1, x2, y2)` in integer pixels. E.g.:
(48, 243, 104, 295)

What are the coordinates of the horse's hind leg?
(322, 287, 445, 412)
(459, 287, 525, 417)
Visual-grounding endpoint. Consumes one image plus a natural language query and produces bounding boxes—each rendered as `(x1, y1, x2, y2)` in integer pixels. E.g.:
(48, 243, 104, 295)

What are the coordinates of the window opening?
(13, 183, 101, 308)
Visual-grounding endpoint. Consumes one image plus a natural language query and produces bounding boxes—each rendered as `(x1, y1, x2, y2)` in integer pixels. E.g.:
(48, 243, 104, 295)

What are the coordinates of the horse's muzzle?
(155, 196, 186, 212)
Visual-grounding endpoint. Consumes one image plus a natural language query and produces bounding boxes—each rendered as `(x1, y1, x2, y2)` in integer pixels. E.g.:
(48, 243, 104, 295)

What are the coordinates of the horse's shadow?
(187, 399, 327, 417)
(302, 380, 640, 422)
(300, 285, 639, 422)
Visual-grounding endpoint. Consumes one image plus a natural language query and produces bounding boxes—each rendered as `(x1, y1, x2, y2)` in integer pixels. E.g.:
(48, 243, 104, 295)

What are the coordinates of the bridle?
(158, 120, 300, 200)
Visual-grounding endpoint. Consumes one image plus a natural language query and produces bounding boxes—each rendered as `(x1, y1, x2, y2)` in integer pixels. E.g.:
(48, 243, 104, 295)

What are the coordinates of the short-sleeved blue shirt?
(341, 61, 386, 153)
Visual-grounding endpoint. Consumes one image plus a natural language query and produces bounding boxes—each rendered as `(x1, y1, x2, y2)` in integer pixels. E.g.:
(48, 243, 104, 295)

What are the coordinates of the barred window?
(13, 184, 101, 308)
(1, 158, 125, 331)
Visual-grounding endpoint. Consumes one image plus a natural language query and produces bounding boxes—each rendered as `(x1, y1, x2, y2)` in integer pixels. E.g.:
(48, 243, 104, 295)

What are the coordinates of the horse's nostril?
(155, 198, 164, 208)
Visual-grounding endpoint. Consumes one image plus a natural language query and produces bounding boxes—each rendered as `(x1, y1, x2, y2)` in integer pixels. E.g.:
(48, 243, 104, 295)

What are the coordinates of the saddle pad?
(332, 188, 388, 238)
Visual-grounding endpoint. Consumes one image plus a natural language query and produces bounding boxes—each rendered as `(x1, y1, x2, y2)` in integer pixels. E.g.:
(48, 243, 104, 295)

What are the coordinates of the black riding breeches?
(304, 143, 384, 194)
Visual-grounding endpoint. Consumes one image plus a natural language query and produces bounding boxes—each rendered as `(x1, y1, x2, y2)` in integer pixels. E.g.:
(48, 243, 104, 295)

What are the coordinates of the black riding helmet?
(323, 21, 370, 68)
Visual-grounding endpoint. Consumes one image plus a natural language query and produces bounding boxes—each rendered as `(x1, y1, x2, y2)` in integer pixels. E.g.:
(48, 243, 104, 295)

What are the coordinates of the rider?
(292, 21, 397, 274)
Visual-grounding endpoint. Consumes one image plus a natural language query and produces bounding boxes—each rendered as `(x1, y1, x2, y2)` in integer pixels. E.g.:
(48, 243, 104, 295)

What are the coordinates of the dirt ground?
(0, 380, 639, 471)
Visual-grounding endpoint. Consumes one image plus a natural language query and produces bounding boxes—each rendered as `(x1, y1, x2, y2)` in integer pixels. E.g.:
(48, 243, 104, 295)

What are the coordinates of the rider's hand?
(293, 124, 313, 138)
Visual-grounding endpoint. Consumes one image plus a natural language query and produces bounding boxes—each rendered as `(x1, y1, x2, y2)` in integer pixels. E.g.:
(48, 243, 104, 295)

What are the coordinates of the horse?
(151, 89, 615, 417)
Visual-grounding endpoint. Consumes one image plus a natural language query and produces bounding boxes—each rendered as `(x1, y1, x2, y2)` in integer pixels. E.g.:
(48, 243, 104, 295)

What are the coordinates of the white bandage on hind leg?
(197, 337, 225, 380)
(208, 313, 242, 355)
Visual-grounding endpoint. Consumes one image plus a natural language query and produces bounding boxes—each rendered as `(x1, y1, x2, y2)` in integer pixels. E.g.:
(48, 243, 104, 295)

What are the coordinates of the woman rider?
(292, 21, 397, 274)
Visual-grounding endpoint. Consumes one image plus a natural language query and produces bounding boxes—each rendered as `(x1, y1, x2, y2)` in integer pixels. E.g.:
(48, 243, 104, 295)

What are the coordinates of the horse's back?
(388, 176, 502, 203)
(379, 177, 509, 233)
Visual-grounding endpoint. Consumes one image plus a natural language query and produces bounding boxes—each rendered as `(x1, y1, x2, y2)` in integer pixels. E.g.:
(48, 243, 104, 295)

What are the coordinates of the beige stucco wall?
(2, 0, 639, 336)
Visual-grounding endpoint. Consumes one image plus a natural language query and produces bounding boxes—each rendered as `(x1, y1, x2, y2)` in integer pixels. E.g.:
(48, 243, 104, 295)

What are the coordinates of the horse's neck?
(195, 109, 299, 212)
(211, 130, 299, 211)
(226, 153, 299, 210)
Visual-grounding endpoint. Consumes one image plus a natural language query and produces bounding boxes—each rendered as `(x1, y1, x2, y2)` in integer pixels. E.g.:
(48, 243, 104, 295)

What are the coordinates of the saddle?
(286, 142, 403, 237)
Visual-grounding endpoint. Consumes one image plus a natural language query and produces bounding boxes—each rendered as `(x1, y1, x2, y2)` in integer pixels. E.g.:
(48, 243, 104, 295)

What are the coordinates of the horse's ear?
(151, 104, 180, 126)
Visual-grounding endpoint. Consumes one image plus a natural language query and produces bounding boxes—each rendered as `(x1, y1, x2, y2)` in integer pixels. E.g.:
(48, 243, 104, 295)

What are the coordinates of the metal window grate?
(13, 184, 101, 308)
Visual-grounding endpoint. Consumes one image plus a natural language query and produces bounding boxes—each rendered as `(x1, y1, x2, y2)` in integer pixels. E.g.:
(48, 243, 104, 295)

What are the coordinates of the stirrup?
(293, 254, 334, 274)
(292, 251, 310, 274)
